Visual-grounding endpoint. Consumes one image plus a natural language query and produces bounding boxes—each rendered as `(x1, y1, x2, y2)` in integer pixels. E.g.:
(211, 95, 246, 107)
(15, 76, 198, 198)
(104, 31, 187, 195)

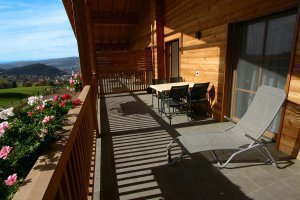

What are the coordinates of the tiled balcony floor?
(94, 91, 300, 200)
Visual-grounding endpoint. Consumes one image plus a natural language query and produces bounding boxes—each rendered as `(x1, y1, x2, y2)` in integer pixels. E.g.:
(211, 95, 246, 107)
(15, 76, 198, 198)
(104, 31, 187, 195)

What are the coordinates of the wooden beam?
(62, 0, 76, 35)
(155, 0, 165, 79)
(92, 12, 137, 25)
(86, 6, 97, 73)
(95, 43, 128, 51)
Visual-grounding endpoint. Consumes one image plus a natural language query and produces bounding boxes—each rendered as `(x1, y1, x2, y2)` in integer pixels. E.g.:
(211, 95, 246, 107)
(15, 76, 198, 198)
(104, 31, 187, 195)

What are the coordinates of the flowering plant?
(68, 72, 82, 92)
(0, 93, 81, 198)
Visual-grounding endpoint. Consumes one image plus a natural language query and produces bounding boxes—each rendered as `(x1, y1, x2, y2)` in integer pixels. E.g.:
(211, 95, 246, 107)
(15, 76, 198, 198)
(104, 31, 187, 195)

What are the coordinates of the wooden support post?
(151, 0, 165, 80)
(71, 0, 99, 135)
(86, 6, 97, 74)
(92, 73, 100, 137)
(71, 0, 93, 86)
(156, 0, 165, 79)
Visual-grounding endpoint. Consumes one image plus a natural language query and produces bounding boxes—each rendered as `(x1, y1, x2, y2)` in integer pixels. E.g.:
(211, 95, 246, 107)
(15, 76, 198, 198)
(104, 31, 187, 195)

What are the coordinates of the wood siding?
(279, 17, 300, 157)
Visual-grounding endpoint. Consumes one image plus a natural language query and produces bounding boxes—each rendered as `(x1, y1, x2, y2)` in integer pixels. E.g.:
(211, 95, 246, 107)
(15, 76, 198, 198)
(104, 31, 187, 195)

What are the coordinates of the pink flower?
(0, 121, 9, 137)
(42, 115, 55, 124)
(36, 105, 45, 111)
(61, 94, 71, 100)
(53, 95, 59, 101)
(74, 73, 80, 79)
(59, 101, 66, 107)
(27, 111, 33, 117)
(0, 146, 13, 159)
(72, 98, 82, 106)
(5, 173, 17, 186)
(69, 79, 75, 85)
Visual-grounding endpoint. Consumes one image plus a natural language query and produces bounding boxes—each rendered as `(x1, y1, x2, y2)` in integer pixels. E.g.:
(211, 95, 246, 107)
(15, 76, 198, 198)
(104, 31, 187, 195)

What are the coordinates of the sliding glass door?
(232, 10, 297, 133)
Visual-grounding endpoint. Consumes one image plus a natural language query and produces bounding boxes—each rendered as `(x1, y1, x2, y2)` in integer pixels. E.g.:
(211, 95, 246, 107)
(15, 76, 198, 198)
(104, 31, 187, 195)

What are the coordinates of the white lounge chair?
(167, 85, 286, 168)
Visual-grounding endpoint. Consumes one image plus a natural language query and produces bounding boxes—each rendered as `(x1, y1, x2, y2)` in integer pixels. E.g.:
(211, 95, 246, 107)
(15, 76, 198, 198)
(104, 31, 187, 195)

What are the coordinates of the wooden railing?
(98, 69, 153, 94)
(13, 86, 96, 200)
(96, 50, 153, 95)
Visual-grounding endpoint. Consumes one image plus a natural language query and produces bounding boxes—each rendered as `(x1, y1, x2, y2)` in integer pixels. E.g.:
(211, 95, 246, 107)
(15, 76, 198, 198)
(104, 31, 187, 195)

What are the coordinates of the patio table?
(149, 82, 194, 93)
(149, 82, 194, 116)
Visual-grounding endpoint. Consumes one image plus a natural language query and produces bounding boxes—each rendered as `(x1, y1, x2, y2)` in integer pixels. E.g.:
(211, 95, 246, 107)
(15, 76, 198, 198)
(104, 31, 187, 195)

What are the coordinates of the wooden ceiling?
(89, 0, 147, 51)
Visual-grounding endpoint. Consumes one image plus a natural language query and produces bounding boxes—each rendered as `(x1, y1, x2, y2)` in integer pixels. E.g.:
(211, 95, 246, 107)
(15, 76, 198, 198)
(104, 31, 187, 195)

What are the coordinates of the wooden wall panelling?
(278, 14, 300, 158)
(278, 102, 300, 157)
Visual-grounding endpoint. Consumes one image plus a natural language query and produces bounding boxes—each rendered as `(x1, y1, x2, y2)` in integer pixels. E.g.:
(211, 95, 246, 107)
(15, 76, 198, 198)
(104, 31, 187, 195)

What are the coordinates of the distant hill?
(4, 63, 66, 76)
(0, 68, 5, 72)
(0, 57, 79, 74)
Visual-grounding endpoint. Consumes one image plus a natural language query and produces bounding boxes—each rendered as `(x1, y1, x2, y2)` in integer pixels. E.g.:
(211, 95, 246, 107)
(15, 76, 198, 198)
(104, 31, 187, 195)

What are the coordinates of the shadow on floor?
(151, 157, 251, 200)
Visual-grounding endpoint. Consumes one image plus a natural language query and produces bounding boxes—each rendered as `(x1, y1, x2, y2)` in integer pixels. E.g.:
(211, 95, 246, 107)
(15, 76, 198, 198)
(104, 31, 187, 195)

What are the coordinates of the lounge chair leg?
(254, 145, 277, 167)
(214, 148, 251, 168)
(255, 146, 271, 162)
(211, 150, 222, 166)
(167, 138, 184, 164)
(167, 148, 172, 163)
(262, 145, 278, 168)
(151, 91, 154, 107)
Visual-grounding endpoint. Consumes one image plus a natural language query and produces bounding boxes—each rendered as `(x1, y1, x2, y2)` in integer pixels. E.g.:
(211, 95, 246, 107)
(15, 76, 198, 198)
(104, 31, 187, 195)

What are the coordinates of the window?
(231, 10, 297, 133)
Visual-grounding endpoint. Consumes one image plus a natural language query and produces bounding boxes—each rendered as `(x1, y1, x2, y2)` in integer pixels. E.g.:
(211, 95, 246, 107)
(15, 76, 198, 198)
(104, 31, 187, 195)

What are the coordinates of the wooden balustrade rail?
(98, 69, 153, 94)
(13, 86, 96, 200)
(96, 50, 153, 95)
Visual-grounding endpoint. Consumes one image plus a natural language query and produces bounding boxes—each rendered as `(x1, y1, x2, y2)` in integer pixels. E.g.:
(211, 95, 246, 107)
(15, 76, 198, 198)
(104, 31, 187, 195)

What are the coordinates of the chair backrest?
(235, 85, 286, 140)
(191, 82, 210, 100)
(152, 79, 167, 84)
(170, 77, 183, 83)
(169, 85, 189, 100)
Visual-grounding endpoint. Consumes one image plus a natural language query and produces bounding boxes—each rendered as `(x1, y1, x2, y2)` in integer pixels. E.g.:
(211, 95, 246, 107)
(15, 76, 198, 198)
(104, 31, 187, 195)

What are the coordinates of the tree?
(11, 81, 17, 88)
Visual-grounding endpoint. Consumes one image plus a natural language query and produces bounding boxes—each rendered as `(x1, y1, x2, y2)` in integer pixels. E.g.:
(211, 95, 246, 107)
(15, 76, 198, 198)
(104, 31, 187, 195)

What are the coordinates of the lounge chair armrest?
(224, 125, 235, 131)
(223, 116, 237, 131)
(244, 133, 261, 143)
(224, 116, 236, 123)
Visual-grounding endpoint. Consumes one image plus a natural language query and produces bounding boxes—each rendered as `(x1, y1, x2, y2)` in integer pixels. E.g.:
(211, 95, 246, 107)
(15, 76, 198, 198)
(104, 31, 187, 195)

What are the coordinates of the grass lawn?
(0, 86, 50, 108)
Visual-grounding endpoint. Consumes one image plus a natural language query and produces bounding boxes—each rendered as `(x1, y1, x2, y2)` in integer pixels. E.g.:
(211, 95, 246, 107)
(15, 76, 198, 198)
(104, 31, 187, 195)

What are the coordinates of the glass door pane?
(232, 10, 296, 134)
(261, 13, 297, 132)
(233, 20, 265, 118)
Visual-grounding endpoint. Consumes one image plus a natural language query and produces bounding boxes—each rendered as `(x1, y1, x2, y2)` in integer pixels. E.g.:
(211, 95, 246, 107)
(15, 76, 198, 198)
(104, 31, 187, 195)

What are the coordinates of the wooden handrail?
(13, 86, 96, 200)
(98, 69, 153, 95)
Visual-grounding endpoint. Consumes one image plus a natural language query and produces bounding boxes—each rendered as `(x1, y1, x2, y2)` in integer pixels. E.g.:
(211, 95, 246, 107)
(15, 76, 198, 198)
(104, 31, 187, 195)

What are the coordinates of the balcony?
(11, 0, 300, 199)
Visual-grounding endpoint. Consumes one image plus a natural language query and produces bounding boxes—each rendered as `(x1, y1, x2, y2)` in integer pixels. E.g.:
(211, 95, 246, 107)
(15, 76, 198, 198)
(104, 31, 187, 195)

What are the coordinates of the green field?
(0, 86, 50, 108)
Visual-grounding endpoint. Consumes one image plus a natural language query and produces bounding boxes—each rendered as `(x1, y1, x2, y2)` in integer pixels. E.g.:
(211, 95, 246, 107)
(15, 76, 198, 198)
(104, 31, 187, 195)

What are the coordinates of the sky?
(0, 0, 78, 62)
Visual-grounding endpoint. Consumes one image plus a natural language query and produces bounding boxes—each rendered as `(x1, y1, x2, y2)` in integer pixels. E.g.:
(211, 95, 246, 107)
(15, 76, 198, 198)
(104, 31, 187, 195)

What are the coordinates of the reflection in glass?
(235, 91, 255, 119)
(236, 59, 259, 91)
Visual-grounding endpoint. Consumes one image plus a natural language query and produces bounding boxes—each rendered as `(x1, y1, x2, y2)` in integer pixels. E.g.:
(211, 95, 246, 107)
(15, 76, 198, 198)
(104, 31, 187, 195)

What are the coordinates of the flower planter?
(0, 87, 89, 199)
